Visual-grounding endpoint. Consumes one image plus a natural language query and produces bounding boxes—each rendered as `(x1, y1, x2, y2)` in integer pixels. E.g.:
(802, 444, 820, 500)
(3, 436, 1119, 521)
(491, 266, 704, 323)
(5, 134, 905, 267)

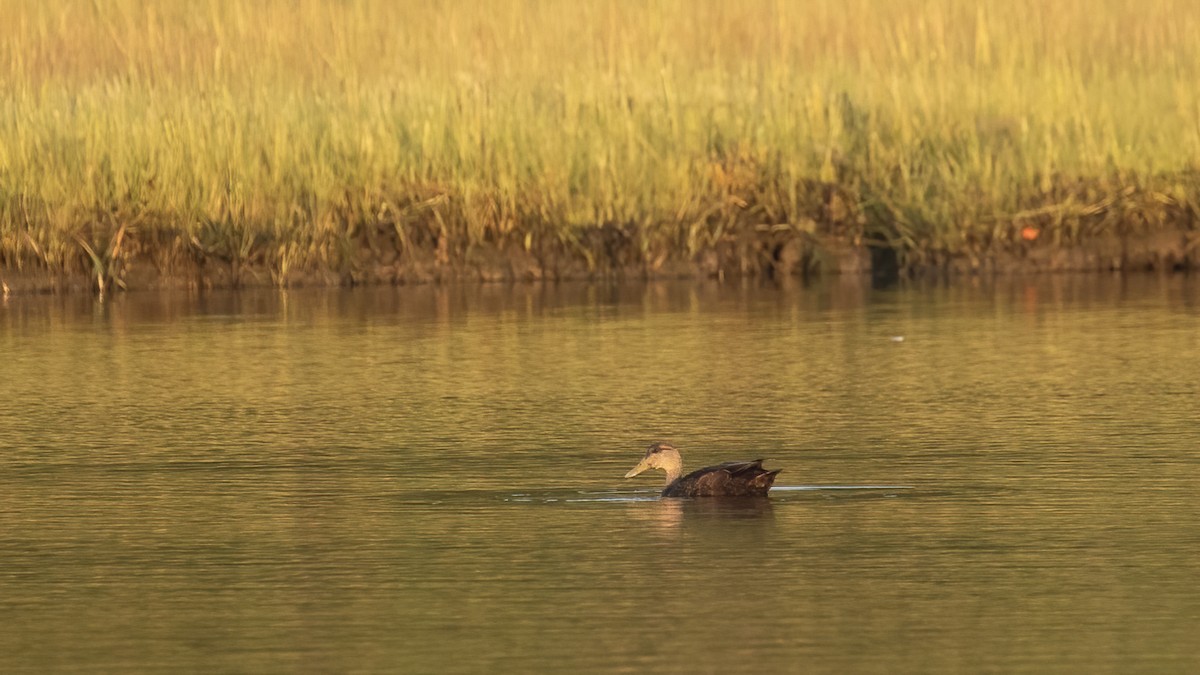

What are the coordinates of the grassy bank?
(3, 0, 1200, 291)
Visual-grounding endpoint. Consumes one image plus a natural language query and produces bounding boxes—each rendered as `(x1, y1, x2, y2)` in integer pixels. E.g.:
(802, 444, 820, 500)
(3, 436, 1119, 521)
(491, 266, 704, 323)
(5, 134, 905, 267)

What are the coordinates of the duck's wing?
(713, 459, 768, 477)
(667, 460, 780, 497)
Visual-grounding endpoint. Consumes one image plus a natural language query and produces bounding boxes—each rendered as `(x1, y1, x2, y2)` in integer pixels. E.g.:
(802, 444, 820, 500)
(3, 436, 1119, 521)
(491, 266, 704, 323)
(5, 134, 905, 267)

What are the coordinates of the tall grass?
(2, 0, 1199, 285)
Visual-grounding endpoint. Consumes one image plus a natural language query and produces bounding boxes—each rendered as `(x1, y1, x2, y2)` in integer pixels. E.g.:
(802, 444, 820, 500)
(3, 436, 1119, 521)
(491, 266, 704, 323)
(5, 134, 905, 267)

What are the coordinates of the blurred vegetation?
(2, 0, 1200, 288)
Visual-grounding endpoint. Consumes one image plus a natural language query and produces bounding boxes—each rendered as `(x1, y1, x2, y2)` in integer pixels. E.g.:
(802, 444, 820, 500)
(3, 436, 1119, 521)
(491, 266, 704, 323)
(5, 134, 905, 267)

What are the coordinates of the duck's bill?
(624, 460, 650, 479)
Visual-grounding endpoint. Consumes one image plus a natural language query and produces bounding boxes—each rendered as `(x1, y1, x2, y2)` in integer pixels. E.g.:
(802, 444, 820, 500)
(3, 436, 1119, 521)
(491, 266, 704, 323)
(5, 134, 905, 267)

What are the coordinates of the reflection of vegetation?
(2, 0, 1200, 286)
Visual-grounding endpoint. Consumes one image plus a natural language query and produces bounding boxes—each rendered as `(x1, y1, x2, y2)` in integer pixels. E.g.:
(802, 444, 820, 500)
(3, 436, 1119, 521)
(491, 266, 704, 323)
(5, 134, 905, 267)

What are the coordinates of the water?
(2, 277, 1199, 673)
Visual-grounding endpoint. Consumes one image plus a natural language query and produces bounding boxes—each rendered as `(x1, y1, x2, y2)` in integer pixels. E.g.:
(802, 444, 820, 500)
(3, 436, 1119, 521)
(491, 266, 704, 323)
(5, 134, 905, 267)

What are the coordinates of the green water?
(2, 277, 1199, 673)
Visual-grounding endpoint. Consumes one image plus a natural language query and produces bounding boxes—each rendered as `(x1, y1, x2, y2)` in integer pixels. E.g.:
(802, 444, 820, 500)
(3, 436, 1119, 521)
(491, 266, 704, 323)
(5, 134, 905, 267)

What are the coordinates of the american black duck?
(623, 442, 781, 497)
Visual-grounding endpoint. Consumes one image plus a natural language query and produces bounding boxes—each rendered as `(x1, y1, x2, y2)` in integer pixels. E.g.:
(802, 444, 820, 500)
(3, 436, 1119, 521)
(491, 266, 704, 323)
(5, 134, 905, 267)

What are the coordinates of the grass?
(2, 0, 1200, 287)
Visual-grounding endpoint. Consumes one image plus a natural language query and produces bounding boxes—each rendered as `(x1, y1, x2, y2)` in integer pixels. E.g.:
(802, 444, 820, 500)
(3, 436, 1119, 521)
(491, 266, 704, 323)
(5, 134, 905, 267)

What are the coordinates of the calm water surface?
(2, 277, 1199, 673)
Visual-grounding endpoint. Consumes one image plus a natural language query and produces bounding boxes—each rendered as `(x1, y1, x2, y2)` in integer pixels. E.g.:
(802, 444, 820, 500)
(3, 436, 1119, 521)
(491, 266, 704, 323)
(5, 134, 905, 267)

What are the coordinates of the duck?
(623, 442, 781, 497)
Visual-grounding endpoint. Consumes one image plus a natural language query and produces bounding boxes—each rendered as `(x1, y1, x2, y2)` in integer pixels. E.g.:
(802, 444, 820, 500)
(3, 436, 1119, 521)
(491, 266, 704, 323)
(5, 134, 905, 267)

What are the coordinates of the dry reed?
(2, 0, 1199, 286)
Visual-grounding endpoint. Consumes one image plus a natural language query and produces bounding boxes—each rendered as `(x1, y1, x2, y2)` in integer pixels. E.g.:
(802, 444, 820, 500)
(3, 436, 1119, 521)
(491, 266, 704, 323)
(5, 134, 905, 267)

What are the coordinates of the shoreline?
(2, 222, 1194, 296)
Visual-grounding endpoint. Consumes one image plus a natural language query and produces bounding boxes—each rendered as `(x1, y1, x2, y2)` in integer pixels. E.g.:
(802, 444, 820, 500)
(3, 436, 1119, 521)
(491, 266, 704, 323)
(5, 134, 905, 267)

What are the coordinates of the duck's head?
(624, 442, 684, 482)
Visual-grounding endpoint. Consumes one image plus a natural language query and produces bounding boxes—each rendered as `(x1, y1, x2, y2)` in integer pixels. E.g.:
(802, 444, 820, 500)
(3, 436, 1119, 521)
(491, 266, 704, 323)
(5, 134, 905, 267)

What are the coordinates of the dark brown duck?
(624, 442, 781, 497)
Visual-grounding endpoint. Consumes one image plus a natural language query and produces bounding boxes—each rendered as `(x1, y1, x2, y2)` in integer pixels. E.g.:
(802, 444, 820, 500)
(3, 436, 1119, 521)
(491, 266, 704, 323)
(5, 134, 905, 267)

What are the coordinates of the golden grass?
(2, 0, 1200, 283)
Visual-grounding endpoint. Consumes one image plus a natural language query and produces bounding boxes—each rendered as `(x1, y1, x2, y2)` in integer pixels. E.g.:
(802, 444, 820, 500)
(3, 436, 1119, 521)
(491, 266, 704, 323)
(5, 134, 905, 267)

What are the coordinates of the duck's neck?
(661, 461, 684, 485)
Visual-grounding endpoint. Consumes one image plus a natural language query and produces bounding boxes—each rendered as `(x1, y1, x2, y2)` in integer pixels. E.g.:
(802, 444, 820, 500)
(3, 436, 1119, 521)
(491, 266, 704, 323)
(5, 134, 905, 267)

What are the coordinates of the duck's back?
(661, 459, 780, 497)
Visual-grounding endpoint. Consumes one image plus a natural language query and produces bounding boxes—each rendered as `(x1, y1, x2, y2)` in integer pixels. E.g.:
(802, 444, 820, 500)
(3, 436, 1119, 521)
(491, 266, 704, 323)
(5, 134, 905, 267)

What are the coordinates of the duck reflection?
(627, 494, 774, 533)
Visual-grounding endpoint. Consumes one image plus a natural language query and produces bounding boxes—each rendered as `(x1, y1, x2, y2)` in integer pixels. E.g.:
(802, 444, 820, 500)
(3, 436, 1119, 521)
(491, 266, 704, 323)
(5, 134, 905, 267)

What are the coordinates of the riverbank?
(3, 0, 1199, 293)
(1, 202, 1194, 295)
